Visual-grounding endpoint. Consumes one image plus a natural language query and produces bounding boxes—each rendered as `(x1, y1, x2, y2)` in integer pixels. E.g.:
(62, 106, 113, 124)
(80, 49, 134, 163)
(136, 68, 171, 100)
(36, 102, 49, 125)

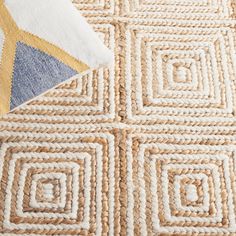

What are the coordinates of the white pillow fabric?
(4, 0, 112, 68)
(0, 0, 112, 114)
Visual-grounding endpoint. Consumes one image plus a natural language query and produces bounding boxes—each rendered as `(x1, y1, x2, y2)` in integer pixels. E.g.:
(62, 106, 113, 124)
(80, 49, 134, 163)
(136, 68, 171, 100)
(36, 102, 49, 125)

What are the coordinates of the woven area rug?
(1, 1, 236, 235)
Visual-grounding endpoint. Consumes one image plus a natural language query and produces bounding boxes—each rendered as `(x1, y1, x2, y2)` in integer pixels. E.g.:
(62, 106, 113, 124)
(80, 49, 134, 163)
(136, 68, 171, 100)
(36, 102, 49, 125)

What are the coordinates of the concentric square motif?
(0, 131, 119, 235)
(124, 133, 236, 235)
(124, 25, 236, 124)
(30, 172, 67, 209)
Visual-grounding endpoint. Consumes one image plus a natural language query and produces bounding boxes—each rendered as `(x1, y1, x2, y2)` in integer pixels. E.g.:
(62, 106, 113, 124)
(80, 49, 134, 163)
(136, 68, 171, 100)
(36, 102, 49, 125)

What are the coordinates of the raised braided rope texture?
(1, 0, 236, 235)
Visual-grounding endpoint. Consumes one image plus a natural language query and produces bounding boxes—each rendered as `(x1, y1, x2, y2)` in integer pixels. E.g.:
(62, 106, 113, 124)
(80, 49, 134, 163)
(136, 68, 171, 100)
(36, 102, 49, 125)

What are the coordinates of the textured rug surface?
(1, 0, 236, 235)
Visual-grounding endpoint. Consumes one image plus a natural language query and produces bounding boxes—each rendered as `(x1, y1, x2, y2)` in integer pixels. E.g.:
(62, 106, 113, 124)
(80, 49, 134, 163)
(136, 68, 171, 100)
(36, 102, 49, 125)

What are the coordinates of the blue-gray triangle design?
(10, 42, 77, 110)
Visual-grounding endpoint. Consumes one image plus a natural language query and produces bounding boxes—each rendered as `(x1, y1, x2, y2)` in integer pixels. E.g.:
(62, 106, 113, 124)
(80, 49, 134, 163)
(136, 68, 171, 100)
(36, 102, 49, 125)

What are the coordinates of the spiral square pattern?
(124, 26, 236, 124)
(124, 133, 236, 235)
(0, 131, 119, 235)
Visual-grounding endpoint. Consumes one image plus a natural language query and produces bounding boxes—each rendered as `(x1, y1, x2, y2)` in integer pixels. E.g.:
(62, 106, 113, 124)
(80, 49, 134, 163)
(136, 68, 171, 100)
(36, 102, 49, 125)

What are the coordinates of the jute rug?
(1, 0, 236, 235)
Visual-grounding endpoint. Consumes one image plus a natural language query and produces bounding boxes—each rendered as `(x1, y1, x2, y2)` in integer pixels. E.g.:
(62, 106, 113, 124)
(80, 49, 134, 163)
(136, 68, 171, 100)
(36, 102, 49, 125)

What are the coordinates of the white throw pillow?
(0, 0, 112, 114)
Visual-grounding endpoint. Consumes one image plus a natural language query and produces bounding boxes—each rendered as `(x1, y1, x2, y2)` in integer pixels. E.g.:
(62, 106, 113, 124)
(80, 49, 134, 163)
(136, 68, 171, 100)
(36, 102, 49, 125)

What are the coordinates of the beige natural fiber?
(1, 0, 236, 235)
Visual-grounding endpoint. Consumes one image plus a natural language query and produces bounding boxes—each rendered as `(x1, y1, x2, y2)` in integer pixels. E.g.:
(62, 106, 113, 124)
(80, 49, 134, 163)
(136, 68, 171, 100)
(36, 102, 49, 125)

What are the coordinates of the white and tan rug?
(1, 0, 236, 235)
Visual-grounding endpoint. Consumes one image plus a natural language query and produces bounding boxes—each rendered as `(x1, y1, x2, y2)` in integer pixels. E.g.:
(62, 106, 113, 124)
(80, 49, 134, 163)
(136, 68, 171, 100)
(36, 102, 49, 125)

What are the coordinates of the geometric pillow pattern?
(1, 0, 236, 235)
(0, 0, 111, 115)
